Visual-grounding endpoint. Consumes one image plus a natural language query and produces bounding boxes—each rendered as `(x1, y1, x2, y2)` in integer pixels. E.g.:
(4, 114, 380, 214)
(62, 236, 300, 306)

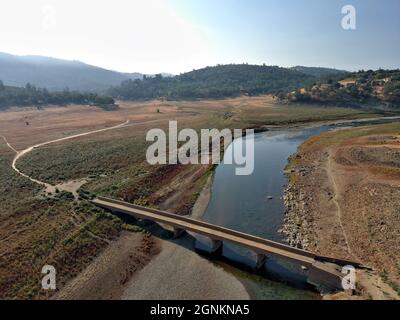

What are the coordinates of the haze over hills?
(0, 52, 144, 92)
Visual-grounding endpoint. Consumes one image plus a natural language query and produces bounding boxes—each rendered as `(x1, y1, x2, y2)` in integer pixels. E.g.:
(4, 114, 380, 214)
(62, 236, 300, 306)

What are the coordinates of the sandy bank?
(121, 173, 250, 300)
(53, 231, 160, 300)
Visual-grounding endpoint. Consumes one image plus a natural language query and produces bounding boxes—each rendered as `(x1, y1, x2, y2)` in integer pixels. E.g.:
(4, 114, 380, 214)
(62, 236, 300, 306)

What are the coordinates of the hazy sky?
(0, 0, 399, 74)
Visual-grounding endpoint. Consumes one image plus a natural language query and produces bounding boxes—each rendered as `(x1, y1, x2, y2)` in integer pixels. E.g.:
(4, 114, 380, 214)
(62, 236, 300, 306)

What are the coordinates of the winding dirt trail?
(2, 136, 18, 153)
(325, 147, 400, 300)
(326, 151, 355, 258)
(2, 120, 131, 192)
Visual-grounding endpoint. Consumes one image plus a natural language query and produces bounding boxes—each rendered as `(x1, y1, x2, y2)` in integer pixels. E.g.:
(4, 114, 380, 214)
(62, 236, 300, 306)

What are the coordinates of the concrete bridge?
(92, 196, 364, 292)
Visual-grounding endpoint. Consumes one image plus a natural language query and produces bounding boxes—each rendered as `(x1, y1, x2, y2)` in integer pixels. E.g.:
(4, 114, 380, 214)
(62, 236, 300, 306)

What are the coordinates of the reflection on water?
(203, 127, 328, 240)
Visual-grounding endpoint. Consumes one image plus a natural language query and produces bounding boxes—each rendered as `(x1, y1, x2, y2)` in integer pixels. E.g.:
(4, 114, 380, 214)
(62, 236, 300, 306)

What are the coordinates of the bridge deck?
(93, 197, 319, 267)
(91, 196, 365, 291)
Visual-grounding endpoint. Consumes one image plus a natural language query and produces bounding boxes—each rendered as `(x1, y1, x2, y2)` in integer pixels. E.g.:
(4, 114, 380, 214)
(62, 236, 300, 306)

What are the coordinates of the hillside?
(0, 52, 143, 92)
(286, 69, 400, 108)
(108, 64, 317, 100)
(291, 66, 348, 78)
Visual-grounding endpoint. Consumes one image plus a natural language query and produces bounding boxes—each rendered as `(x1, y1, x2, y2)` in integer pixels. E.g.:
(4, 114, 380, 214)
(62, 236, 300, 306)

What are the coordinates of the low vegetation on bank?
(0, 151, 123, 299)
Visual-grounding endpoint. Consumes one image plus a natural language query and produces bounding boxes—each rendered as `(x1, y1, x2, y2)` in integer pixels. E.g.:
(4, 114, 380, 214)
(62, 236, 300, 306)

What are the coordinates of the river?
(196, 117, 400, 299)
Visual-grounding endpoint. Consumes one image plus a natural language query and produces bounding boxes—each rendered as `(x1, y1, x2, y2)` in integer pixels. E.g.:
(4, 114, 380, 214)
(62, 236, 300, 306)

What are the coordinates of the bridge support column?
(173, 227, 186, 239)
(211, 239, 223, 255)
(256, 253, 267, 270)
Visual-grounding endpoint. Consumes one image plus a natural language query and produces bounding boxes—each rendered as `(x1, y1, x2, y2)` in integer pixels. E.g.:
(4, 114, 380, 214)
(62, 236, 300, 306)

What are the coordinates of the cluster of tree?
(108, 64, 317, 100)
(285, 69, 400, 108)
(0, 81, 116, 110)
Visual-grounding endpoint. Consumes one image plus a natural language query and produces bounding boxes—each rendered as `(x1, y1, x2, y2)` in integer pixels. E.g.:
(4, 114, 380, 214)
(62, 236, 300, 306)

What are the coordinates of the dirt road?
(3, 120, 131, 193)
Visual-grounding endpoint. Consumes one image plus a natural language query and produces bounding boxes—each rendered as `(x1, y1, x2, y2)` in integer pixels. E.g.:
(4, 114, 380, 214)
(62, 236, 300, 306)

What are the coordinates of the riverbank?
(282, 123, 400, 300)
(121, 171, 251, 300)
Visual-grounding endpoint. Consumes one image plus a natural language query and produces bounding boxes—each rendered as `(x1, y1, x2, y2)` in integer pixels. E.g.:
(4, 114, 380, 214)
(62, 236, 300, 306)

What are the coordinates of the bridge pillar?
(256, 253, 267, 270)
(210, 239, 223, 255)
(173, 227, 186, 239)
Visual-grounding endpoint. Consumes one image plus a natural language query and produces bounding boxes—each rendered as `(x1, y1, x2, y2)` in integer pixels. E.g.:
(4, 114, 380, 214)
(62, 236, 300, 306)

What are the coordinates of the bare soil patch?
(54, 231, 160, 300)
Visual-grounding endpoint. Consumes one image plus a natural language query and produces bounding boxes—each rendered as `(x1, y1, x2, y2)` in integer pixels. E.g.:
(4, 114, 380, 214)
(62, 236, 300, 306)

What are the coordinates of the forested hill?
(0, 81, 116, 110)
(286, 69, 400, 108)
(108, 64, 318, 100)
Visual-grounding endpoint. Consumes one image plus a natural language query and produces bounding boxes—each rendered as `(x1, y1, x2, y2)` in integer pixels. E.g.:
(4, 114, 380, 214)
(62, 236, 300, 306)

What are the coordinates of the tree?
(0, 82, 116, 110)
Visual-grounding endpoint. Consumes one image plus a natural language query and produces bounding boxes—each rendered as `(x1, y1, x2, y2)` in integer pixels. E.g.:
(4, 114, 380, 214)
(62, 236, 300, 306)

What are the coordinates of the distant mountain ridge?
(0, 52, 144, 92)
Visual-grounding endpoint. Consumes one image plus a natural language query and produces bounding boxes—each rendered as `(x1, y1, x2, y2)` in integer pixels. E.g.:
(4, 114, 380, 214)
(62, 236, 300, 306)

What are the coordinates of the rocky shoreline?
(280, 154, 315, 251)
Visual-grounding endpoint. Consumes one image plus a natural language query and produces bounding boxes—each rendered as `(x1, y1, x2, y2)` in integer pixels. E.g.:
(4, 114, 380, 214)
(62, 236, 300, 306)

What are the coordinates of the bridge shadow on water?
(116, 212, 317, 295)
